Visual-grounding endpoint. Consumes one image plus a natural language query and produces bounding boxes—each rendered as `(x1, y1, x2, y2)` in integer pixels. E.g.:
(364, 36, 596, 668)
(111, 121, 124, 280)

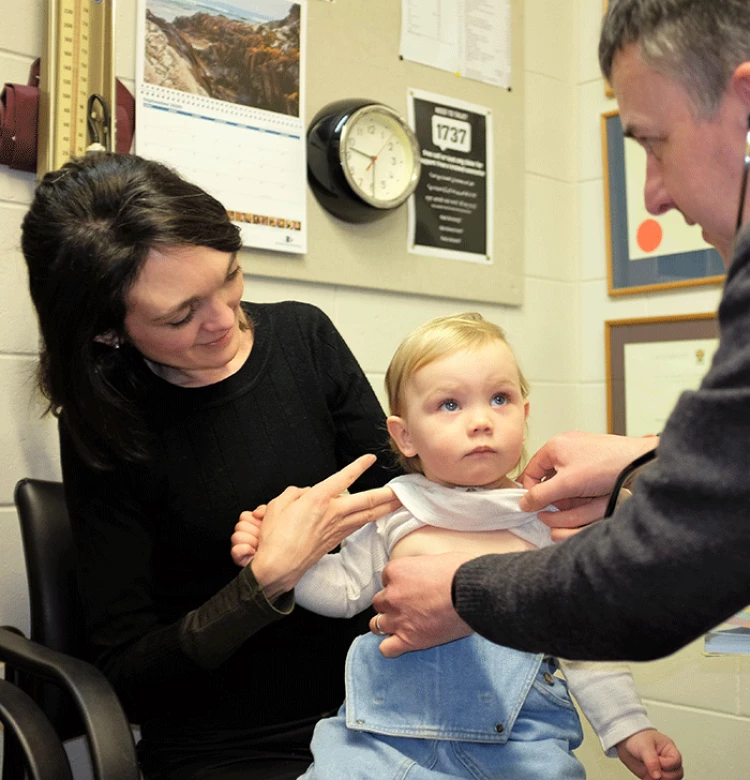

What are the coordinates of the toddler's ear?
(387, 415, 417, 458)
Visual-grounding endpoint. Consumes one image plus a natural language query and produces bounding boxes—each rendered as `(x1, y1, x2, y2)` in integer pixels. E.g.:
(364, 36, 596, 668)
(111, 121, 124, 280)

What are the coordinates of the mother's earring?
(94, 331, 122, 349)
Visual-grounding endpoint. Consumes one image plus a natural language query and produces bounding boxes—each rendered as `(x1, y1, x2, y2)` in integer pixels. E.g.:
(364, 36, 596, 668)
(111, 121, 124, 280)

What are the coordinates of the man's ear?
(387, 415, 417, 458)
(94, 331, 120, 347)
(731, 62, 750, 109)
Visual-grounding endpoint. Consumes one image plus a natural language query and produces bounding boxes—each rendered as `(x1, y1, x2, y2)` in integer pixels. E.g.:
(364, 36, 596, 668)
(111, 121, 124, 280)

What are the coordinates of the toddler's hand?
(230, 506, 265, 567)
(616, 728, 683, 780)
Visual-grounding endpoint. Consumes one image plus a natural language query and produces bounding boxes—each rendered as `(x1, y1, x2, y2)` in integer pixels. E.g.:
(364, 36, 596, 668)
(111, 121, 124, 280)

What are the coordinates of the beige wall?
(0, 0, 747, 777)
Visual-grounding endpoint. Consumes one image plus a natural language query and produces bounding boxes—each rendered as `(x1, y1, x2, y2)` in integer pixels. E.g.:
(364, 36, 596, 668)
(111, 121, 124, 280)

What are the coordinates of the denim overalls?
(300, 632, 585, 780)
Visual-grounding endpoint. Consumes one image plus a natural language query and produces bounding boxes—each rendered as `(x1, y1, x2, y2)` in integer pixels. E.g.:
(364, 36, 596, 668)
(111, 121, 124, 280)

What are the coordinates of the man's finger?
(372, 582, 389, 611)
(537, 496, 608, 528)
(549, 527, 585, 542)
(518, 454, 557, 486)
(377, 634, 409, 658)
(518, 479, 565, 512)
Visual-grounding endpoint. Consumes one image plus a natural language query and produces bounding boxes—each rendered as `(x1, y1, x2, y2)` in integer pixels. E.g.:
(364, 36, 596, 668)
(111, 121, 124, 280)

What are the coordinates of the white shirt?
(295, 474, 652, 754)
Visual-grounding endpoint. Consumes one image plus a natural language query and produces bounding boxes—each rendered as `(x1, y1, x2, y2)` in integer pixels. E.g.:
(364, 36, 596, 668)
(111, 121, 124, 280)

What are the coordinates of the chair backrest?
(12, 478, 87, 740)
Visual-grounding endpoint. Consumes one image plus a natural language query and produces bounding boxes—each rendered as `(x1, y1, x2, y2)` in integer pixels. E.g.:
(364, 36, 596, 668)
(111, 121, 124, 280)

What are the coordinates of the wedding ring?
(374, 613, 387, 636)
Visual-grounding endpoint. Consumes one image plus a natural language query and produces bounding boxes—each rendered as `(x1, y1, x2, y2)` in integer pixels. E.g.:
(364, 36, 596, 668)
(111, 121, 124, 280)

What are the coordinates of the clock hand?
(366, 134, 394, 171)
(348, 146, 374, 160)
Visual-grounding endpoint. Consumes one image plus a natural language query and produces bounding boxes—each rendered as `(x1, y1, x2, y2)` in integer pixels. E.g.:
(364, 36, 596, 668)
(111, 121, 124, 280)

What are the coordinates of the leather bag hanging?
(0, 58, 135, 173)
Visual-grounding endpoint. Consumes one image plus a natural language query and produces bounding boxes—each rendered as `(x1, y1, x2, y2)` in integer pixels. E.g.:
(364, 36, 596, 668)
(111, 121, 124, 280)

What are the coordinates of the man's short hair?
(600, 0, 750, 118)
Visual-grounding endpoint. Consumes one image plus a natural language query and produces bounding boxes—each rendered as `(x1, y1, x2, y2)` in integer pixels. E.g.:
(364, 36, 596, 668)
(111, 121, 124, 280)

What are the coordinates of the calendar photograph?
(144, 0, 301, 116)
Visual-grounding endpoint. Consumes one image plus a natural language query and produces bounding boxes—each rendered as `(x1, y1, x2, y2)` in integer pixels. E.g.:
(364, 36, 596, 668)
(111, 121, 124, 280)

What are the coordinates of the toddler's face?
(388, 342, 529, 488)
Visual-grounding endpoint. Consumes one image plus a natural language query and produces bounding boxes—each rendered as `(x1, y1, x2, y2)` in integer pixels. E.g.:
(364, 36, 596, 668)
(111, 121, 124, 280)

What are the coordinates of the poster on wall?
(400, 0, 511, 89)
(407, 89, 493, 264)
(135, 0, 307, 254)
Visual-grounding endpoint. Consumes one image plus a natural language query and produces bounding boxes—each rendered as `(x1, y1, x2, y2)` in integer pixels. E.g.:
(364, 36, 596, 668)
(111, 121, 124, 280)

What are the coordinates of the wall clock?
(307, 98, 422, 223)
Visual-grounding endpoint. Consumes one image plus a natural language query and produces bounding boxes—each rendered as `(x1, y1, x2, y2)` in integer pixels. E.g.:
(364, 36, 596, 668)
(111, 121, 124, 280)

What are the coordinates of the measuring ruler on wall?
(37, 0, 115, 175)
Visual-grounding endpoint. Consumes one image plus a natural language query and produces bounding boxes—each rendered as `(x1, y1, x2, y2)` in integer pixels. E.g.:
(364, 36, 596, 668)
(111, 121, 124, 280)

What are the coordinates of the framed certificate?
(606, 313, 719, 435)
(602, 110, 725, 296)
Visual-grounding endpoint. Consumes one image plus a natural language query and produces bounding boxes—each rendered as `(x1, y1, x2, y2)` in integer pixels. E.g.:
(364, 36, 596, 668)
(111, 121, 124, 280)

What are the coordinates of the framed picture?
(601, 110, 725, 296)
(606, 313, 719, 435)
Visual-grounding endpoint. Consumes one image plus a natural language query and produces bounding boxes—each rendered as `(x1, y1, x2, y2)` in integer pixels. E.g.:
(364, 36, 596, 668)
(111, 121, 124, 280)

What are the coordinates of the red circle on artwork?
(637, 219, 663, 252)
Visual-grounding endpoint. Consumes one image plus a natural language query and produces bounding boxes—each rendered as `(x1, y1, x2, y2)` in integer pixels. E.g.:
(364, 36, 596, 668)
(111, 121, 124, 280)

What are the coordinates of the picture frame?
(601, 109, 725, 296)
(606, 313, 719, 435)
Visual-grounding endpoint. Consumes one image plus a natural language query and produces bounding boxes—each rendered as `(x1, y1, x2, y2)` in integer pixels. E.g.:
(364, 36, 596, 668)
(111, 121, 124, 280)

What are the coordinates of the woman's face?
(123, 244, 246, 379)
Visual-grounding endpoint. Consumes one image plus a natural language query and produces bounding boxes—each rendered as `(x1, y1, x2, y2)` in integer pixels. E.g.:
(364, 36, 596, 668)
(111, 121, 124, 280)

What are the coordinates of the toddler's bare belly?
(390, 526, 537, 559)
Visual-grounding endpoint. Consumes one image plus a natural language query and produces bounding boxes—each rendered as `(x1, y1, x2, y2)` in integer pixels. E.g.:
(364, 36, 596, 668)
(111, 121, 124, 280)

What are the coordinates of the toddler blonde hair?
(385, 312, 530, 475)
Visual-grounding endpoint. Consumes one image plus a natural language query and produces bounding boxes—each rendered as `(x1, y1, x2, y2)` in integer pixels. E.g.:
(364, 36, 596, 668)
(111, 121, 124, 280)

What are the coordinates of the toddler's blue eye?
(491, 393, 509, 406)
(440, 399, 459, 412)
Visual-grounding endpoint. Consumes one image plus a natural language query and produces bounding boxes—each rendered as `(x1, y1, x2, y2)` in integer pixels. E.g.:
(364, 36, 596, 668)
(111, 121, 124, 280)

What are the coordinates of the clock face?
(339, 105, 421, 209)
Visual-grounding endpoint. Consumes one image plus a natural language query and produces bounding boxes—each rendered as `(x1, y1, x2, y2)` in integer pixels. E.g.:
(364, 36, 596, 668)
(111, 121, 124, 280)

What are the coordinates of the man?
(370, 0, 750, 662)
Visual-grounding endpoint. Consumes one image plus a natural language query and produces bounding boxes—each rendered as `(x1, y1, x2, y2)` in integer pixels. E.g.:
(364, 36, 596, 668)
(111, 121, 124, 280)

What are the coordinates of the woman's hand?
(250, 454, 401, 601)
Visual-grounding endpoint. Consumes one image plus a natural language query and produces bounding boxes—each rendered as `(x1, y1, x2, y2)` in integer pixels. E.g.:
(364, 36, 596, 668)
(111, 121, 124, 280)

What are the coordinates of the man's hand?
(519, 431, 658, 540)
(370, 552, 474, 657)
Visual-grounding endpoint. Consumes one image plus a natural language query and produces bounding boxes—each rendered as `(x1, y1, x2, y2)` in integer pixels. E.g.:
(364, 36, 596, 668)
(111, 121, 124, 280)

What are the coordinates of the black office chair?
(1, 478, 140, 780)
(0, 674, 72, 780)
(4, 478, 317, 780)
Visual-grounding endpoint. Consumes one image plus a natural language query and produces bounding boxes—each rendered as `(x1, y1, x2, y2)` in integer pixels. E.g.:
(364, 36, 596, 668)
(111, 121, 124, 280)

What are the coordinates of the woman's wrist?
(243, 564, 295, 615)
(249, 554, 299, 602)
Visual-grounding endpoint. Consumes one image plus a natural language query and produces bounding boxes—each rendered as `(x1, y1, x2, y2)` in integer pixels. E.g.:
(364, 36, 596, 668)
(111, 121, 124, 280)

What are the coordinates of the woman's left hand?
(250, 454, 401, 601)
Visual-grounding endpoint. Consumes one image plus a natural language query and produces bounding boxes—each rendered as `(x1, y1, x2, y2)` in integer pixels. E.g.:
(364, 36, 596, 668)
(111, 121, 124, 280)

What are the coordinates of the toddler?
(232, 313, 683, 780)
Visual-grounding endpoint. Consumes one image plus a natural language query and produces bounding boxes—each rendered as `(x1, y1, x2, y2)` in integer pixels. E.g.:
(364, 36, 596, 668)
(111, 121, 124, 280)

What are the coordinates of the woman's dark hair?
(21, 153, 243, 469)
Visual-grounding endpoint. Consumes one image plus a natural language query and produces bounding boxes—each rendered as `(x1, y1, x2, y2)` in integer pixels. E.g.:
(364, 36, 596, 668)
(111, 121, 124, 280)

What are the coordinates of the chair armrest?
(0, 627, 139, 780)
(0, 677, 74, 780)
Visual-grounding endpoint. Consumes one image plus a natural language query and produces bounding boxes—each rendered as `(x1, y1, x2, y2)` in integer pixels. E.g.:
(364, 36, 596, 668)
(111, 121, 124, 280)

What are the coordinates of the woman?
(21, 152, 400, 779)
